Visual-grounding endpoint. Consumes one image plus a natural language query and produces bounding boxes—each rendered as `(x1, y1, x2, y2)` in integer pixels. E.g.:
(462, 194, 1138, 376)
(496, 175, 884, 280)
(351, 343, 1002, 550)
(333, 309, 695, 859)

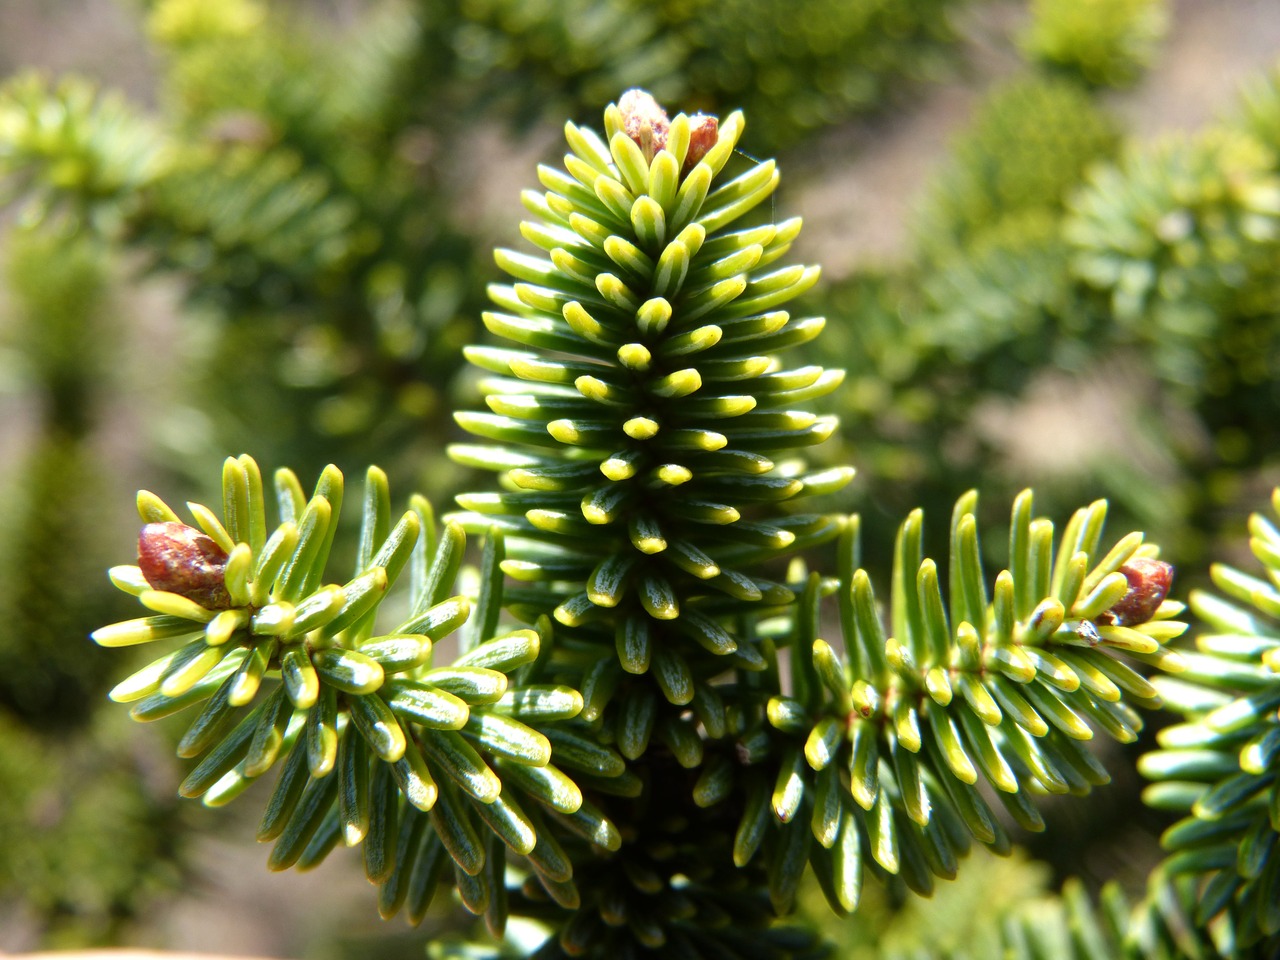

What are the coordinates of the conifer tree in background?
(0, 229, 184, 946)
(1021, 0, 1169, 88)
(810, 0, 1279, 575)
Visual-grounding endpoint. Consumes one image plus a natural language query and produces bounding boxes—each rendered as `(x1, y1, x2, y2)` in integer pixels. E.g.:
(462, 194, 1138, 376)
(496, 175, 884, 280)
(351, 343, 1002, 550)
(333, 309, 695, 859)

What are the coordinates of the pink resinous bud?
(138, 521, 232, 610)
(1102, 557, 1174, 627)
(684, 114, 719, 172)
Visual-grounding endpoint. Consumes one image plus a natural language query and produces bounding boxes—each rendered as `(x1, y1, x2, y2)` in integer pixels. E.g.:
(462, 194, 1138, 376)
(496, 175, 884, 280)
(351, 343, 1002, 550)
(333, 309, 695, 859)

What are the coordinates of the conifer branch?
(0, 74, 168, 229)
(885, 487, 1280, 960)
(77, 88, 1278, 960)
(92, 456, 612, 930)
(450, 90, 850, 713)
(1137, 487, 1280, 955)
(709, 490, 1187, 916)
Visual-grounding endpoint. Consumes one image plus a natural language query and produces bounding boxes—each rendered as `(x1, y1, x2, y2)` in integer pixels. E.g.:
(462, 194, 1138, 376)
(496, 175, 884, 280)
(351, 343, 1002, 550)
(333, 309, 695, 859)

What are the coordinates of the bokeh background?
(0, 0, 1278, 956)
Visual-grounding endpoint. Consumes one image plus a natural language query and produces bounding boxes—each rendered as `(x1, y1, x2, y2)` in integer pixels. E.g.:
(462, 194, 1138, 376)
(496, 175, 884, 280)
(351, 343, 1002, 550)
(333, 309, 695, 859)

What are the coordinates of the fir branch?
(884, 874, 1225, 960)
(1066, 130, 1280, 345)
(451, 91, 851, 721)
(887, 486, 1280, 960)
(76, 85, 1280, 960)
(1138, 487, 1280, 955)
(0, 73, 168, 230)
(92, 456, 610, 931)
(708, 490, 1188, 916)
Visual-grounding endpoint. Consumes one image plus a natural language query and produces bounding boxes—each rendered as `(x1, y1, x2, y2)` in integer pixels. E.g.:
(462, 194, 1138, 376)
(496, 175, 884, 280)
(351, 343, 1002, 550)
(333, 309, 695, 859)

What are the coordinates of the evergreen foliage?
(1021, 0, 1170, 89)
(812, 76, 1130, 547)
(80, 89, 1279, 960)
(0, 3, 482, 476)
(1, 2, 1278, 956)
(0, 710, 184, 947)
(811, 46, 1280, 571)
(412, 0, 964, 150)
(0, 214, 181, 944)
(96, 455, 597, 928)
(914, 77, 1120, 260)
(0, 4, 965, 947)
(414, 0, 688, 128)
(0, 74, 165, 231)
(0, 0, 969, 484)
(673, 0, 961, 151)
(882, 487, 1280, 960)
(1065, 130, 1280, 393)
(0, 435, 119, 727)
(1139, 489, 1280, 955)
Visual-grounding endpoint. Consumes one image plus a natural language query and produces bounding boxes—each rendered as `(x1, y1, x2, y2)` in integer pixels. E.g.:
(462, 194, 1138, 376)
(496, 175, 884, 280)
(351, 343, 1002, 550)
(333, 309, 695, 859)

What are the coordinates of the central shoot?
(452, 90, 852, 742)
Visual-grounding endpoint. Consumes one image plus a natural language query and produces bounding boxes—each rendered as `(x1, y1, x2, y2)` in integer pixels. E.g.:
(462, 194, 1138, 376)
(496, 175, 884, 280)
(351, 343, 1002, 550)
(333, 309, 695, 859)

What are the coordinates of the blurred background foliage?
(0, 0, 1277, 955)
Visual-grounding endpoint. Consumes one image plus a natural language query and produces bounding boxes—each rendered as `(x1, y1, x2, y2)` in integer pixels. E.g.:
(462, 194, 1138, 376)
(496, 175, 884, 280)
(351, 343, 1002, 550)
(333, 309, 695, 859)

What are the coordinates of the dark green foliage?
(3, 228, 110, 431)
(0, 0, 970, 488)
(407, 0, 966, 151)
(0, 5, 975, 951)
(811, 59, 1280, 580)
(1062, 127, 1280, 545)
(0, 230, 122, 724)
(0, 436, 123, 726)
(135, 4, 482, 469)
(74, 83, 1280, 958)
(0, 711, 184, 947)
(94, 455, 615, 924)
(743, 492, 1186, 917)
(919, 211, 1084, 361)
(675, 0, 963, 152)
(0, 5, 484, 479)
(914, 76, 1120, 259)
(877, 484, 1280, 960)
(414, 0, 688, 129)
(820, 79, 1124, 544)
(0, 227, 182, 942)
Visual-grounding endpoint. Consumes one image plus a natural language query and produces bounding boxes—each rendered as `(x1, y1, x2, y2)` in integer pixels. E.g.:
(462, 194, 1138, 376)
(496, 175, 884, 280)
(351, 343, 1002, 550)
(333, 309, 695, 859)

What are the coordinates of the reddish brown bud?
(138, 521, 232, 610)
(683, 114, 719, 172)
(1101, 557, 1174, 626)
(618, 89, 669, 159)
